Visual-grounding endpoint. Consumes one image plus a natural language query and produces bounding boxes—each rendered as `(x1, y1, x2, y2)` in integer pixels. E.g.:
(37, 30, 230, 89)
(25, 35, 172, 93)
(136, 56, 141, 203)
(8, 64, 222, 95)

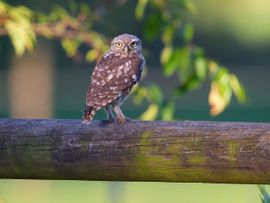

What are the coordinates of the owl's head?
(110, 33, 142, 55)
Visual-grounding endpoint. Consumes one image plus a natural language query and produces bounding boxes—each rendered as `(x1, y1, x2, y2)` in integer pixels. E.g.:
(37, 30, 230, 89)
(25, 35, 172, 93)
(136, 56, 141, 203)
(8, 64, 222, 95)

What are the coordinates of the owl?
(82, 33, 145, 124)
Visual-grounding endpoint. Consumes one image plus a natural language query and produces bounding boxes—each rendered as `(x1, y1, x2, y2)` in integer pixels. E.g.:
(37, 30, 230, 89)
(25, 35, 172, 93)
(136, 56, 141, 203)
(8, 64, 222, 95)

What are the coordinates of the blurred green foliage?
(259, 186, 270, 203)
(0, 0, 246, 120)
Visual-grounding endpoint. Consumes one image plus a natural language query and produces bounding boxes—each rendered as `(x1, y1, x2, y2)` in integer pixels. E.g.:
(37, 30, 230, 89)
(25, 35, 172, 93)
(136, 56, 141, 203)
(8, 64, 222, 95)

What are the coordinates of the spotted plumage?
(82, 33, 145, 124)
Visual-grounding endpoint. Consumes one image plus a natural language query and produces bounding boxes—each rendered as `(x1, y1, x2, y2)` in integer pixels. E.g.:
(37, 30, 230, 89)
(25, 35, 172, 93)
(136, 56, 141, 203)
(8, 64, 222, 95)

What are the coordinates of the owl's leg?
(104, 105, 115, 122)
(113, 104, 127, 123)
(112, 90, 133, 123)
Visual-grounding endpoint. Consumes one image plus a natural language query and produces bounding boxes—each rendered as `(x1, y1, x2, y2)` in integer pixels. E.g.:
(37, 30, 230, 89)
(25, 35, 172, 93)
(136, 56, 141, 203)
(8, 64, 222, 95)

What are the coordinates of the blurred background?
(0, 0, 270, 203)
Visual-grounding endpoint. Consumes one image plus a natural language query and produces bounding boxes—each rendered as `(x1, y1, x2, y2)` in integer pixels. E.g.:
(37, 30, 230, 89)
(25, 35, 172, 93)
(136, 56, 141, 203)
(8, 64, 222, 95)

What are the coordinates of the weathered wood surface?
(0, 119, 270, 184)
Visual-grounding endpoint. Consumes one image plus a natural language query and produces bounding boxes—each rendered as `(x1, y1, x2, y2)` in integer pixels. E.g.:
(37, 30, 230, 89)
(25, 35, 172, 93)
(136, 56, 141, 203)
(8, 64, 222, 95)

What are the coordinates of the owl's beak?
(123, 45, 129, 54)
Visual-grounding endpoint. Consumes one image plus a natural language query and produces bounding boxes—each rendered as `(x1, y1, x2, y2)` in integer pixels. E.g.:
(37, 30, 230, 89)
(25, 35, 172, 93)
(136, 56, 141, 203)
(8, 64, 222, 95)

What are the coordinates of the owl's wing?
(86, 52, 144, 107)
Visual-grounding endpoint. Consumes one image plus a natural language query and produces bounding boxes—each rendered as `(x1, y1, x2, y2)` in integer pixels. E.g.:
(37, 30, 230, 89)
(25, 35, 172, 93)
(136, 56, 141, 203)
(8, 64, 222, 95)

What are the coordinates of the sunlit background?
(0, 0, 270, 203)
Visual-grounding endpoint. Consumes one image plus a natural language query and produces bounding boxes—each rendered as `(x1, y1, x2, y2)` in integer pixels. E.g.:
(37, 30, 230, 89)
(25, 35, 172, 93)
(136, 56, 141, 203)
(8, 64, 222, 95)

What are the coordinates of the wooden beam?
(0, 119, 270, 184)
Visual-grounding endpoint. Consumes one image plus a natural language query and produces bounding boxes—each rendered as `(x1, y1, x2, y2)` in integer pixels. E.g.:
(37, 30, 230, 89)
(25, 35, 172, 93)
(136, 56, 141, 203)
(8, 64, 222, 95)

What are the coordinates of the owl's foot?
(101, 118, 114, 124)
(98, 119, 112, 127)
(115, 117, 126, 124)
(113, 104, 132, 124)
(115, 117, 132, 124)
(125, 117, 133, 122)
(82, 118, 91, 124)
(99, 117, 132, 126)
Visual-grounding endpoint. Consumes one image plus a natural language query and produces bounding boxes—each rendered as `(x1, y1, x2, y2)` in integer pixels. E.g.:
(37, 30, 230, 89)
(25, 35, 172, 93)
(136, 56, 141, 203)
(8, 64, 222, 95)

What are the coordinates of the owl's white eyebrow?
(130, 39, 139, 43)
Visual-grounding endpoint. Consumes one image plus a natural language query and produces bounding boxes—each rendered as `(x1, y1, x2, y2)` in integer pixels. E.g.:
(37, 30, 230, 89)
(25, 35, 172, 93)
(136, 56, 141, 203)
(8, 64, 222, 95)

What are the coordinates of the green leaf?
(88, 32, 108, 52)
(208, 61, 219, 77)
(69, 0, 78, 15)
(163, 46, 192, 79)
(162, 25, 175, 44)
(177, 47, 191, 82)
(143, 13, 163, 41)
(0, 2, 8, 13)
(140, 103, 159, 121)
(161, 101, 175, 121)
(80, 3, 91, 15)
(61, 39, 81, 57)
(208, 67, 232, 116)
(4, 4, 36, 56)
(207, 63, 247, 115)
(162, 49, 180, 77)
(147, 84, 163, 104)
(216, 71, 232, 103)
(195, 57, 207, 80)
(14, 6, 33, 18)
(215, 67, 229, 82)
(173, 74, 202, 96)
(6, 22, 24, 55)
(135, 0, 149, 20)
(160, 45, 173, 65)
(208, 82, 229, 116)
(182, 23, 193, 42)
(86, 49, 98, 62)
(172, 0, 196, 13)
(52, 5, 69, 18)
(229, 74, 247, 103)
(132, 86, 148, 104)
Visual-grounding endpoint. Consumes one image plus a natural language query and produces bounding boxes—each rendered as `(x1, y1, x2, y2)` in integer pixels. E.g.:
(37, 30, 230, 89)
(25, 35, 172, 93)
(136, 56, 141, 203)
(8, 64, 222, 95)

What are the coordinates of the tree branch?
(0, 21, 106, 57)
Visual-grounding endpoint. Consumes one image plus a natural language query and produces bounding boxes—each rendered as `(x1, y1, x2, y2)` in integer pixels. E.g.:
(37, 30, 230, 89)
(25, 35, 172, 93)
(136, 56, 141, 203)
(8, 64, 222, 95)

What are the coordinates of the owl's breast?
(127, 54, 145, 82)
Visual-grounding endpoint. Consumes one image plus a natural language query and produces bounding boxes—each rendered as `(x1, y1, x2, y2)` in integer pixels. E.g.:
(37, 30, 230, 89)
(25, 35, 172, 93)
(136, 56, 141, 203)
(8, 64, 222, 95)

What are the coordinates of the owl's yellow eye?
(115, 42, 122, 48)
(130, 41, 137, 48)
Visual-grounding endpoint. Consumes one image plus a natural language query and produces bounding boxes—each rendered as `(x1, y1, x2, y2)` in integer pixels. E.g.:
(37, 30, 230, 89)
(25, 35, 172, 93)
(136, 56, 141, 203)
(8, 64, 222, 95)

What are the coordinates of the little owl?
(82, 33, 145, 124)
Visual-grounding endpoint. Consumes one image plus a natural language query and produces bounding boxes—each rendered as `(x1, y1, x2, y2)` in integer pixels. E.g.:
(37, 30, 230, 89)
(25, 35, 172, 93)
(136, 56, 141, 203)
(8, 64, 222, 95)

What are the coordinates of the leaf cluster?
(133, 0, 246, 119)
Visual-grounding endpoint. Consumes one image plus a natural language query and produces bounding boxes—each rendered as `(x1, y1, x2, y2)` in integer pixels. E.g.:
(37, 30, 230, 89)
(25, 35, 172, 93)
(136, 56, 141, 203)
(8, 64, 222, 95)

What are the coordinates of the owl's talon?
(82, 121, 90, 124)
(82, 118, 91, 124)
(98, 119, 113, 127)
(116, 118, 126, 124)
(101, 119, 114, 124)
(115, 117, 133, 124)
(123, 117, 133, 122)
(126, 117, 133, 121)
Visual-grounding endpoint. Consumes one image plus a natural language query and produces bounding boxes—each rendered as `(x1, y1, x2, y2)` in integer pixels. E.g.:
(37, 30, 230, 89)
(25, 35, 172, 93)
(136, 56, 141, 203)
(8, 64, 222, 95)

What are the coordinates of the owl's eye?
(130, 41, 137, 48)
(115, 42, 122, 48)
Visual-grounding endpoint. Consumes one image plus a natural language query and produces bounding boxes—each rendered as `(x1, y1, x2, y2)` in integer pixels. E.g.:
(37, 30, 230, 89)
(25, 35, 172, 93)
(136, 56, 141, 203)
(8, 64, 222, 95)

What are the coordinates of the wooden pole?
(8, 42, 54, 118)
(0, 119, 270, 184)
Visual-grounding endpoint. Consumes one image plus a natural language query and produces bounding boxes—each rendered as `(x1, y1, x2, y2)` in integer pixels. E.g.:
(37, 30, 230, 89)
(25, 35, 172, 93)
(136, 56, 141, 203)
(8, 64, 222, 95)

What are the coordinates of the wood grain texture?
(0, 119, 270, 183)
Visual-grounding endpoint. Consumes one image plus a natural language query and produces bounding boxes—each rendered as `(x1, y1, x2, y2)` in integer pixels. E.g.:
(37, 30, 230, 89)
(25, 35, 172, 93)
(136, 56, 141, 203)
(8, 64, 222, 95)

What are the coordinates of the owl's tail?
(82, 105, 96, 124)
